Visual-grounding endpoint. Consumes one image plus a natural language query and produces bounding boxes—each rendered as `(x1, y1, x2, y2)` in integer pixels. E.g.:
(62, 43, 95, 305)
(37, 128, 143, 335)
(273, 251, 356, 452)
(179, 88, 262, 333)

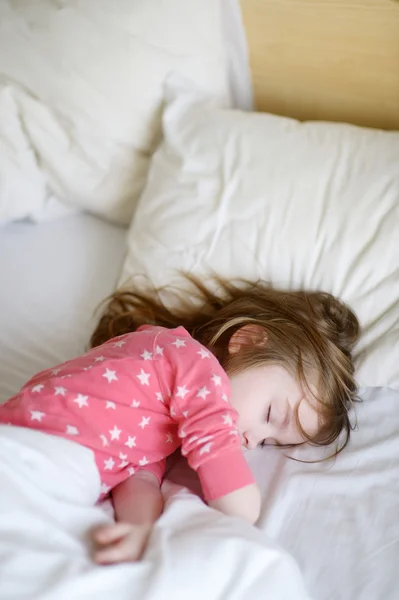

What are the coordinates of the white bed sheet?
(252, 386, 399, 599)
(0, 214, 127, 402)
(1, 215, 398, 599)
(168, 386, 399, 600)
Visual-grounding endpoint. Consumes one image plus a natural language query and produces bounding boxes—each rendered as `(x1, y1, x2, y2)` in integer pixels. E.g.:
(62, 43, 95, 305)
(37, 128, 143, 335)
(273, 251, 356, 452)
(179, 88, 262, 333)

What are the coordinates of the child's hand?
(92, 522, 152, 564)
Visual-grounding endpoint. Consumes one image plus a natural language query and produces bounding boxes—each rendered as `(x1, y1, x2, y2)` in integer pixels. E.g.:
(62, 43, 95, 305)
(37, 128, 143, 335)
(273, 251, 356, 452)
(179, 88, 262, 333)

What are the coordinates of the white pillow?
(0, 0, 230, 225)
(0, 84, 45, 224)
(121, 78, 399, 390)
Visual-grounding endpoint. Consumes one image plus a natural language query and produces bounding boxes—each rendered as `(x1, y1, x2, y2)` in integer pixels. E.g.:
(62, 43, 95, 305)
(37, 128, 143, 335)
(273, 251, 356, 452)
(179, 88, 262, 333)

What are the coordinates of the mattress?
(0, 214, 127, 403)
(1, 215, 398, 599)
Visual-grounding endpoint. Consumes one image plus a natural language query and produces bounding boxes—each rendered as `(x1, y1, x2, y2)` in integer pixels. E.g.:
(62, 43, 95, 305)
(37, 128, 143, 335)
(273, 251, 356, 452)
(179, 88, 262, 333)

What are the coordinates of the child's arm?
(93, 471, 163, 564)
(208, 483, 261, 524)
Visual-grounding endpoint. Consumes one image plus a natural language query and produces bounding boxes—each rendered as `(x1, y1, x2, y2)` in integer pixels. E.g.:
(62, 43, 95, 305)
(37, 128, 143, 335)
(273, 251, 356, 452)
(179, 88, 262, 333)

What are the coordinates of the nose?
(243, 432, 257, 450)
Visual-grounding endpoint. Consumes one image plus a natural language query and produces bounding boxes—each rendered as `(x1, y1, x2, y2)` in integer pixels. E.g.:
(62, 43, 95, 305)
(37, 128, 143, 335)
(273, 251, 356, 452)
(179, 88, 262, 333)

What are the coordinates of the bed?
(1, 1, 398, 599)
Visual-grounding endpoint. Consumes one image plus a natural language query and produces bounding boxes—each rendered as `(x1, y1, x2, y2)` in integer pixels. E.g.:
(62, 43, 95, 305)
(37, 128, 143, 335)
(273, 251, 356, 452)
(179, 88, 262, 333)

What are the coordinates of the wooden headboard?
(240, 0, 399, 130)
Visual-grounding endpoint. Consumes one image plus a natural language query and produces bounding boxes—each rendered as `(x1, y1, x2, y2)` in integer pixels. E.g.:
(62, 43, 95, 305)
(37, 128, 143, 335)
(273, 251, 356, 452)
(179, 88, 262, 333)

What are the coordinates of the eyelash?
(259, 405, 272, 448)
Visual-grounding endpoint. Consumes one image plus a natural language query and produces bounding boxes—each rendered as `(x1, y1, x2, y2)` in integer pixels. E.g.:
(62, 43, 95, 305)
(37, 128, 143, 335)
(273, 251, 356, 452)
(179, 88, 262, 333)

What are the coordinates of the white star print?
(83, 366, 93, 371)
(188, 435, 198, 444)
(182, 410, 189, 418)
(136, 369, 150, 386)
(31, 384, 44, 393)
(113, 340, 126, 348)
(125, 436, 136, 449)
(196, 386, 210, 400)
(154, 345, 164, 356)
(166, 432, 173, 443)
(94, 356, 106, 362)
(139, 416, 151, 429)
(100, 482, 111, 494)
(179, 427, 187, 439)
(140, 350, 153, 361)
(222, 393, 228, 402)
(222, 414, 233, 427)
(131, 400, 140, 408)
(156, 392, 164, 403)
(199, 442, 213, 455)
(100, 483, 111, 494)
(54, 386, 67, 396)
(211, 374, 222, 386)
(103, 368, 118, 383)
(66, 425, 79, 436)
(52, 368, 62, 375)
(139, 456, 149, 466)
(106, 401, 116, 410)
(170, 407, 177, 417)
(197, 348, 210, 359)
(109, 425, 122, 440)
(172, 338, 186, 348)
(30, 410, 45, 422)
(229, 429, 239, 436)
(176, 385, 189, 399)
(74, 394, 88, 408)
(104, 457, 115, 470)
(119, 453, 129, 468)
(100, 434, 109, 447)
(128, 467, 135, 476)
(197, 435, 214, 445)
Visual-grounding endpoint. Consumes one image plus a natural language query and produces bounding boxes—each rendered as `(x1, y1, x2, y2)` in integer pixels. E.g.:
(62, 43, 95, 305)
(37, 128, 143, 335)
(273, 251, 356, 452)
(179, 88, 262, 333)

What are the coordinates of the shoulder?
(98, 326, 162, 353)
(157, 327, 228, 381)
(94, 325, 207, 362)
(157, 326, 211, 358)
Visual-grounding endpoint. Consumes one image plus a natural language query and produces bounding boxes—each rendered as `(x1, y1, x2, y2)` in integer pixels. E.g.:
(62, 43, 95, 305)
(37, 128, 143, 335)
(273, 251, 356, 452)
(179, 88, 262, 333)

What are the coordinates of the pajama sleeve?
(158, 329, 255, 502)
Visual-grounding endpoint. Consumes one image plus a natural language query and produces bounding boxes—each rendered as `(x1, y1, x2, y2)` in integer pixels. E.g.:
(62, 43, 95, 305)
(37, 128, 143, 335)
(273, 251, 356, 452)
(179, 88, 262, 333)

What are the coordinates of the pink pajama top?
(0, 326, 254, 501)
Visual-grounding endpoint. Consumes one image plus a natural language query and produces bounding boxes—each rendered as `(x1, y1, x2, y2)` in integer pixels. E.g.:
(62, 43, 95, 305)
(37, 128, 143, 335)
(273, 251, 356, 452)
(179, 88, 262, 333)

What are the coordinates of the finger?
(93, 522, 133, 545)
(94, 538, 140, 564)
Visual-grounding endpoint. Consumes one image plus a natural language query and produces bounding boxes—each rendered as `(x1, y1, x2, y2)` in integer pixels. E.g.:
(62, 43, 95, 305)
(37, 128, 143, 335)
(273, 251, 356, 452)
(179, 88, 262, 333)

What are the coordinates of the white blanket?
(0, 426, 311, 600)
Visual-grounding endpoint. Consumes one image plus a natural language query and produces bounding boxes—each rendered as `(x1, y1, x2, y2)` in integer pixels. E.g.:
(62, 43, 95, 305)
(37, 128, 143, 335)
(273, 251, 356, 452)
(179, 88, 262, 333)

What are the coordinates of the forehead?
(253, 363, 305, 393)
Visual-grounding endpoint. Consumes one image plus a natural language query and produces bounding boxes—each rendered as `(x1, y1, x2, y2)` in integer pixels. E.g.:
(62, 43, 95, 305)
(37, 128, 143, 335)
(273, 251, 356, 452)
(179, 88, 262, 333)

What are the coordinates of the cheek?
(229, 377, 251, 411)
(229, 375, 265, 429)
(297, 400, 320, 439)
(235, 404, 250, 426)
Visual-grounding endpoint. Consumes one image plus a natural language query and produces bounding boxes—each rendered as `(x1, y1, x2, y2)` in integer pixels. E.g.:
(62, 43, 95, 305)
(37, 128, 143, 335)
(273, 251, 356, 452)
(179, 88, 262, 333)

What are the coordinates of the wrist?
(121, 520, 153, 532)
(133, 470, 161, 487)
(112, 474, 164, 527)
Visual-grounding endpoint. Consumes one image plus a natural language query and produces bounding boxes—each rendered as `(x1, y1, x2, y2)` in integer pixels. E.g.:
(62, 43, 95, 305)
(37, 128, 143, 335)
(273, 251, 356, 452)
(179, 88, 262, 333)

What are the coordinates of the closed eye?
(259, 405, 272, 447)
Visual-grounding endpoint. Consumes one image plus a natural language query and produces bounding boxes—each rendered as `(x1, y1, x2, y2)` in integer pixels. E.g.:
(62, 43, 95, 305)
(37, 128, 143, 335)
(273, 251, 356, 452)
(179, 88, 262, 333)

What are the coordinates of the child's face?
(228, 364, 320, 449)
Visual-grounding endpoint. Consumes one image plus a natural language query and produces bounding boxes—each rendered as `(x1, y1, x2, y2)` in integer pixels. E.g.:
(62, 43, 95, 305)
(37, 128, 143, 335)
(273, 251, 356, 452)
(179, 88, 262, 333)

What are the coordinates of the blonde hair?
(91, 276, 360, 455)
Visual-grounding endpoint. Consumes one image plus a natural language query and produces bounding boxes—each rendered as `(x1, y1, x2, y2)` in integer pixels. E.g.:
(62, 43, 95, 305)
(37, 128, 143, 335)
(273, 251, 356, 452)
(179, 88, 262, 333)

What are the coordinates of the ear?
(228, 324, 267, 355)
